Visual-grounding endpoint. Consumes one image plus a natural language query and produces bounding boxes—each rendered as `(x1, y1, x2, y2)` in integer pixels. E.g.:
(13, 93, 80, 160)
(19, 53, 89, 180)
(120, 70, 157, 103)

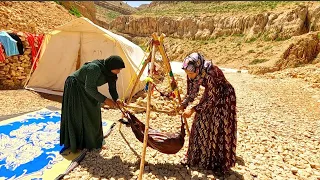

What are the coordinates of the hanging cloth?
(8, 33, 24, 55)
(33, 34, 44, 70)
(0, 31, 19, 56)
(25, 33, 36, 69)
(0, 43, 5, 62)
(121, 111, 186, 154)
(25, 33, 44, 70)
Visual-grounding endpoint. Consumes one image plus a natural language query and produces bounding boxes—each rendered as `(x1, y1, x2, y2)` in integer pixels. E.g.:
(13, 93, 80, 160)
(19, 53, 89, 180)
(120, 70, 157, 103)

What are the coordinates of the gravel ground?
(0, 73, 319, 180)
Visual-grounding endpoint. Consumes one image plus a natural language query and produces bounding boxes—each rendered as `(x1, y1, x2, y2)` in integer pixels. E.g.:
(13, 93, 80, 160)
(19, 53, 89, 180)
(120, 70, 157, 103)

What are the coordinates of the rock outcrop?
(276, 32, 320, 69)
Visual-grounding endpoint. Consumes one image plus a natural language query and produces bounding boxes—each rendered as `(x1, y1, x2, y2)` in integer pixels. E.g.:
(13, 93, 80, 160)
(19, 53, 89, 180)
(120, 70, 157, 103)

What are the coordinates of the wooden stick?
(121, 54, 150, 132)
(125, 104, 179, 115)
(126, 53, 151, 104)
(103, 104, 180, 115)
(157, 33, 191, 136)
(118, 114, 123, 131)
(138, 35, 156, 180)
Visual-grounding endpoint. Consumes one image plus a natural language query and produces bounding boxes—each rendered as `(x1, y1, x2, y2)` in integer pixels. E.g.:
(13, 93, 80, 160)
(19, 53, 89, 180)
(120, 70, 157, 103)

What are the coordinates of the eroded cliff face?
(109, 5, 320, 41)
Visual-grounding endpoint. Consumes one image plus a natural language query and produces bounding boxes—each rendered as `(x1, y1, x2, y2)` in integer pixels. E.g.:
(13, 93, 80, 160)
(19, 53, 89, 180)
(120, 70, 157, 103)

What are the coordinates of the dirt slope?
(0, 1, 75, 34)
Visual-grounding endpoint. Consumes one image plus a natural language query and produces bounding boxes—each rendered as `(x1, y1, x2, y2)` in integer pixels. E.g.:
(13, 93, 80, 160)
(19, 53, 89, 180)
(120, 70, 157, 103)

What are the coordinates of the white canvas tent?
(25, 17, 148, 100)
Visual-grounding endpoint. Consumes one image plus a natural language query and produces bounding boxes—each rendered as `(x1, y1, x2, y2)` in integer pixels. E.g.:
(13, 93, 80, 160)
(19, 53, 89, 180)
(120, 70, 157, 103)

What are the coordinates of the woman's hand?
(168, 105, 184, 116)
(116, 99, 126, 107)
(182, 108, 195, 118)
(177, 105, 185, 112)
(104, 98, 116, 108)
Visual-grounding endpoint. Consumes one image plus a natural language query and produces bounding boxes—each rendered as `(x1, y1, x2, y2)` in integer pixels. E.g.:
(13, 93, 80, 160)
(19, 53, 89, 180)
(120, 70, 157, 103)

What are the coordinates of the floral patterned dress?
(182, 64, 237, 173)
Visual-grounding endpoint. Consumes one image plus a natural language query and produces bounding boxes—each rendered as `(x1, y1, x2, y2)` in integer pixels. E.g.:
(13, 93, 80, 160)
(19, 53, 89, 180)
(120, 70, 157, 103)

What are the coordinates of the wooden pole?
(126, 53, 151, 104)
(156, 33, 191, 136)
(138, 35, 156, 180)
(125, 104, 180, 115)
(119, 54, 150, 132)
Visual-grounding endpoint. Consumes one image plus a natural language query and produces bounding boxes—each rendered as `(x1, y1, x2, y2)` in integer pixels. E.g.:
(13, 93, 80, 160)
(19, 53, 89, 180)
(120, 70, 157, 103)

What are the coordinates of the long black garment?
(60, 56, 125, 153)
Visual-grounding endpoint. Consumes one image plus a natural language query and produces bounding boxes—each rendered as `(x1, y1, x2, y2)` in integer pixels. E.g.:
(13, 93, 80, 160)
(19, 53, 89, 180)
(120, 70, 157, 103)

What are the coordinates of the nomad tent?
(25, 17, 147, 100)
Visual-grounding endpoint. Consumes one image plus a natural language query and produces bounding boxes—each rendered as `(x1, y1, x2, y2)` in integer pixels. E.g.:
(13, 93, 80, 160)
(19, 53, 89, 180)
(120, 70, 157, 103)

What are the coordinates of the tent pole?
(119, 54, 150, 132)
(76, 33, 82, 70)
(138, 34, 156, 180)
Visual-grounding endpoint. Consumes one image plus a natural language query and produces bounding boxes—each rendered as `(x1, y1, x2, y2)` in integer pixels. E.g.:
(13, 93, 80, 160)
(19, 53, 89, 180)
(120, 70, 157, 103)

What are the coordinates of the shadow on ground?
(77, 133, 245, 180)
(37, 92, 63, 103)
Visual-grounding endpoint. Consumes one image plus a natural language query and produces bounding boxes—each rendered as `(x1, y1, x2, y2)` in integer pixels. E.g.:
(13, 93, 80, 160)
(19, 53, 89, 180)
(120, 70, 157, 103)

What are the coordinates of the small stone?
(297, 169, 310, 178)
(310, 163, 320, 170)
(192, 171, 199, 177)
(207, 174, 215, 179)
(145, 166, 150, 171)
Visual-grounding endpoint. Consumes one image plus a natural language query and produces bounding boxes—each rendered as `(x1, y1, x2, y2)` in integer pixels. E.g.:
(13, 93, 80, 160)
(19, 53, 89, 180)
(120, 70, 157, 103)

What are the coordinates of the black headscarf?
(91, 55, 125, 80)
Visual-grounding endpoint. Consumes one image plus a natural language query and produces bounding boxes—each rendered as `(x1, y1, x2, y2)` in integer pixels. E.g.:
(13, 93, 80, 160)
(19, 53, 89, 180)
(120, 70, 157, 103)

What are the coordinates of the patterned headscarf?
(182, 52, 205, 74)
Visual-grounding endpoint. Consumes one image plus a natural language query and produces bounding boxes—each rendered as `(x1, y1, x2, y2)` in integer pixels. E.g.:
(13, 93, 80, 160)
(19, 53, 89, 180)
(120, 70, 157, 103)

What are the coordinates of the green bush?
(54, 1, 62, 5)
(249, 58, 268, 65)
(69, 6, 82, 18)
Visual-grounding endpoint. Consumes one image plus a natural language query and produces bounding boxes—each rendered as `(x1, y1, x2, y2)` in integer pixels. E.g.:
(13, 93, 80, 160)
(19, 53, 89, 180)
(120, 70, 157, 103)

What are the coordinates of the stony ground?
(0, 72, 319, 180)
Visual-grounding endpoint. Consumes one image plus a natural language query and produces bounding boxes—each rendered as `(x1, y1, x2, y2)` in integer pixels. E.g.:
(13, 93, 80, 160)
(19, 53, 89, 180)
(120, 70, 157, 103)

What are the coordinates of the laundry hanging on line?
(25, 32, 44, 70)
(8, 32, 24, 55)
(0, 31, 19, 56)
(0, 43, 5, 62)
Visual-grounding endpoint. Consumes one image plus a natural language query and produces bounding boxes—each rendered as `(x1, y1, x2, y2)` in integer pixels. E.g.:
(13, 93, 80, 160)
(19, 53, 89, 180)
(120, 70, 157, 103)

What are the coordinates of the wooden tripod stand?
(124, 33, 191, 180)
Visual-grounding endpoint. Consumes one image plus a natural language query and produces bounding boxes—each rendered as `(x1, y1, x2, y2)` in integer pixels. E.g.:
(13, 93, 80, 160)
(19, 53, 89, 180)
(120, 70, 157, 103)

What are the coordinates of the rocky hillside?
(94, 1, 138, 26)
(59, 1, 97, 24)
(0, 1, 75, 34)
(105, 1, 320, 87)
(95, 1, 137, 15)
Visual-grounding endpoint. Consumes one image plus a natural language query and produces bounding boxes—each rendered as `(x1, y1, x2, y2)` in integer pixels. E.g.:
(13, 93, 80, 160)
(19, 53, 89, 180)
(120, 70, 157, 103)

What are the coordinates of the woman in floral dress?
(180, 52, 237, 173)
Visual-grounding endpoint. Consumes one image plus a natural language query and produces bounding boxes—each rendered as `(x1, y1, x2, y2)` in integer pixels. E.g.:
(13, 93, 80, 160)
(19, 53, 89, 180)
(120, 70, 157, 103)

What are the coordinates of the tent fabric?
(25, 17, 147, 100)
